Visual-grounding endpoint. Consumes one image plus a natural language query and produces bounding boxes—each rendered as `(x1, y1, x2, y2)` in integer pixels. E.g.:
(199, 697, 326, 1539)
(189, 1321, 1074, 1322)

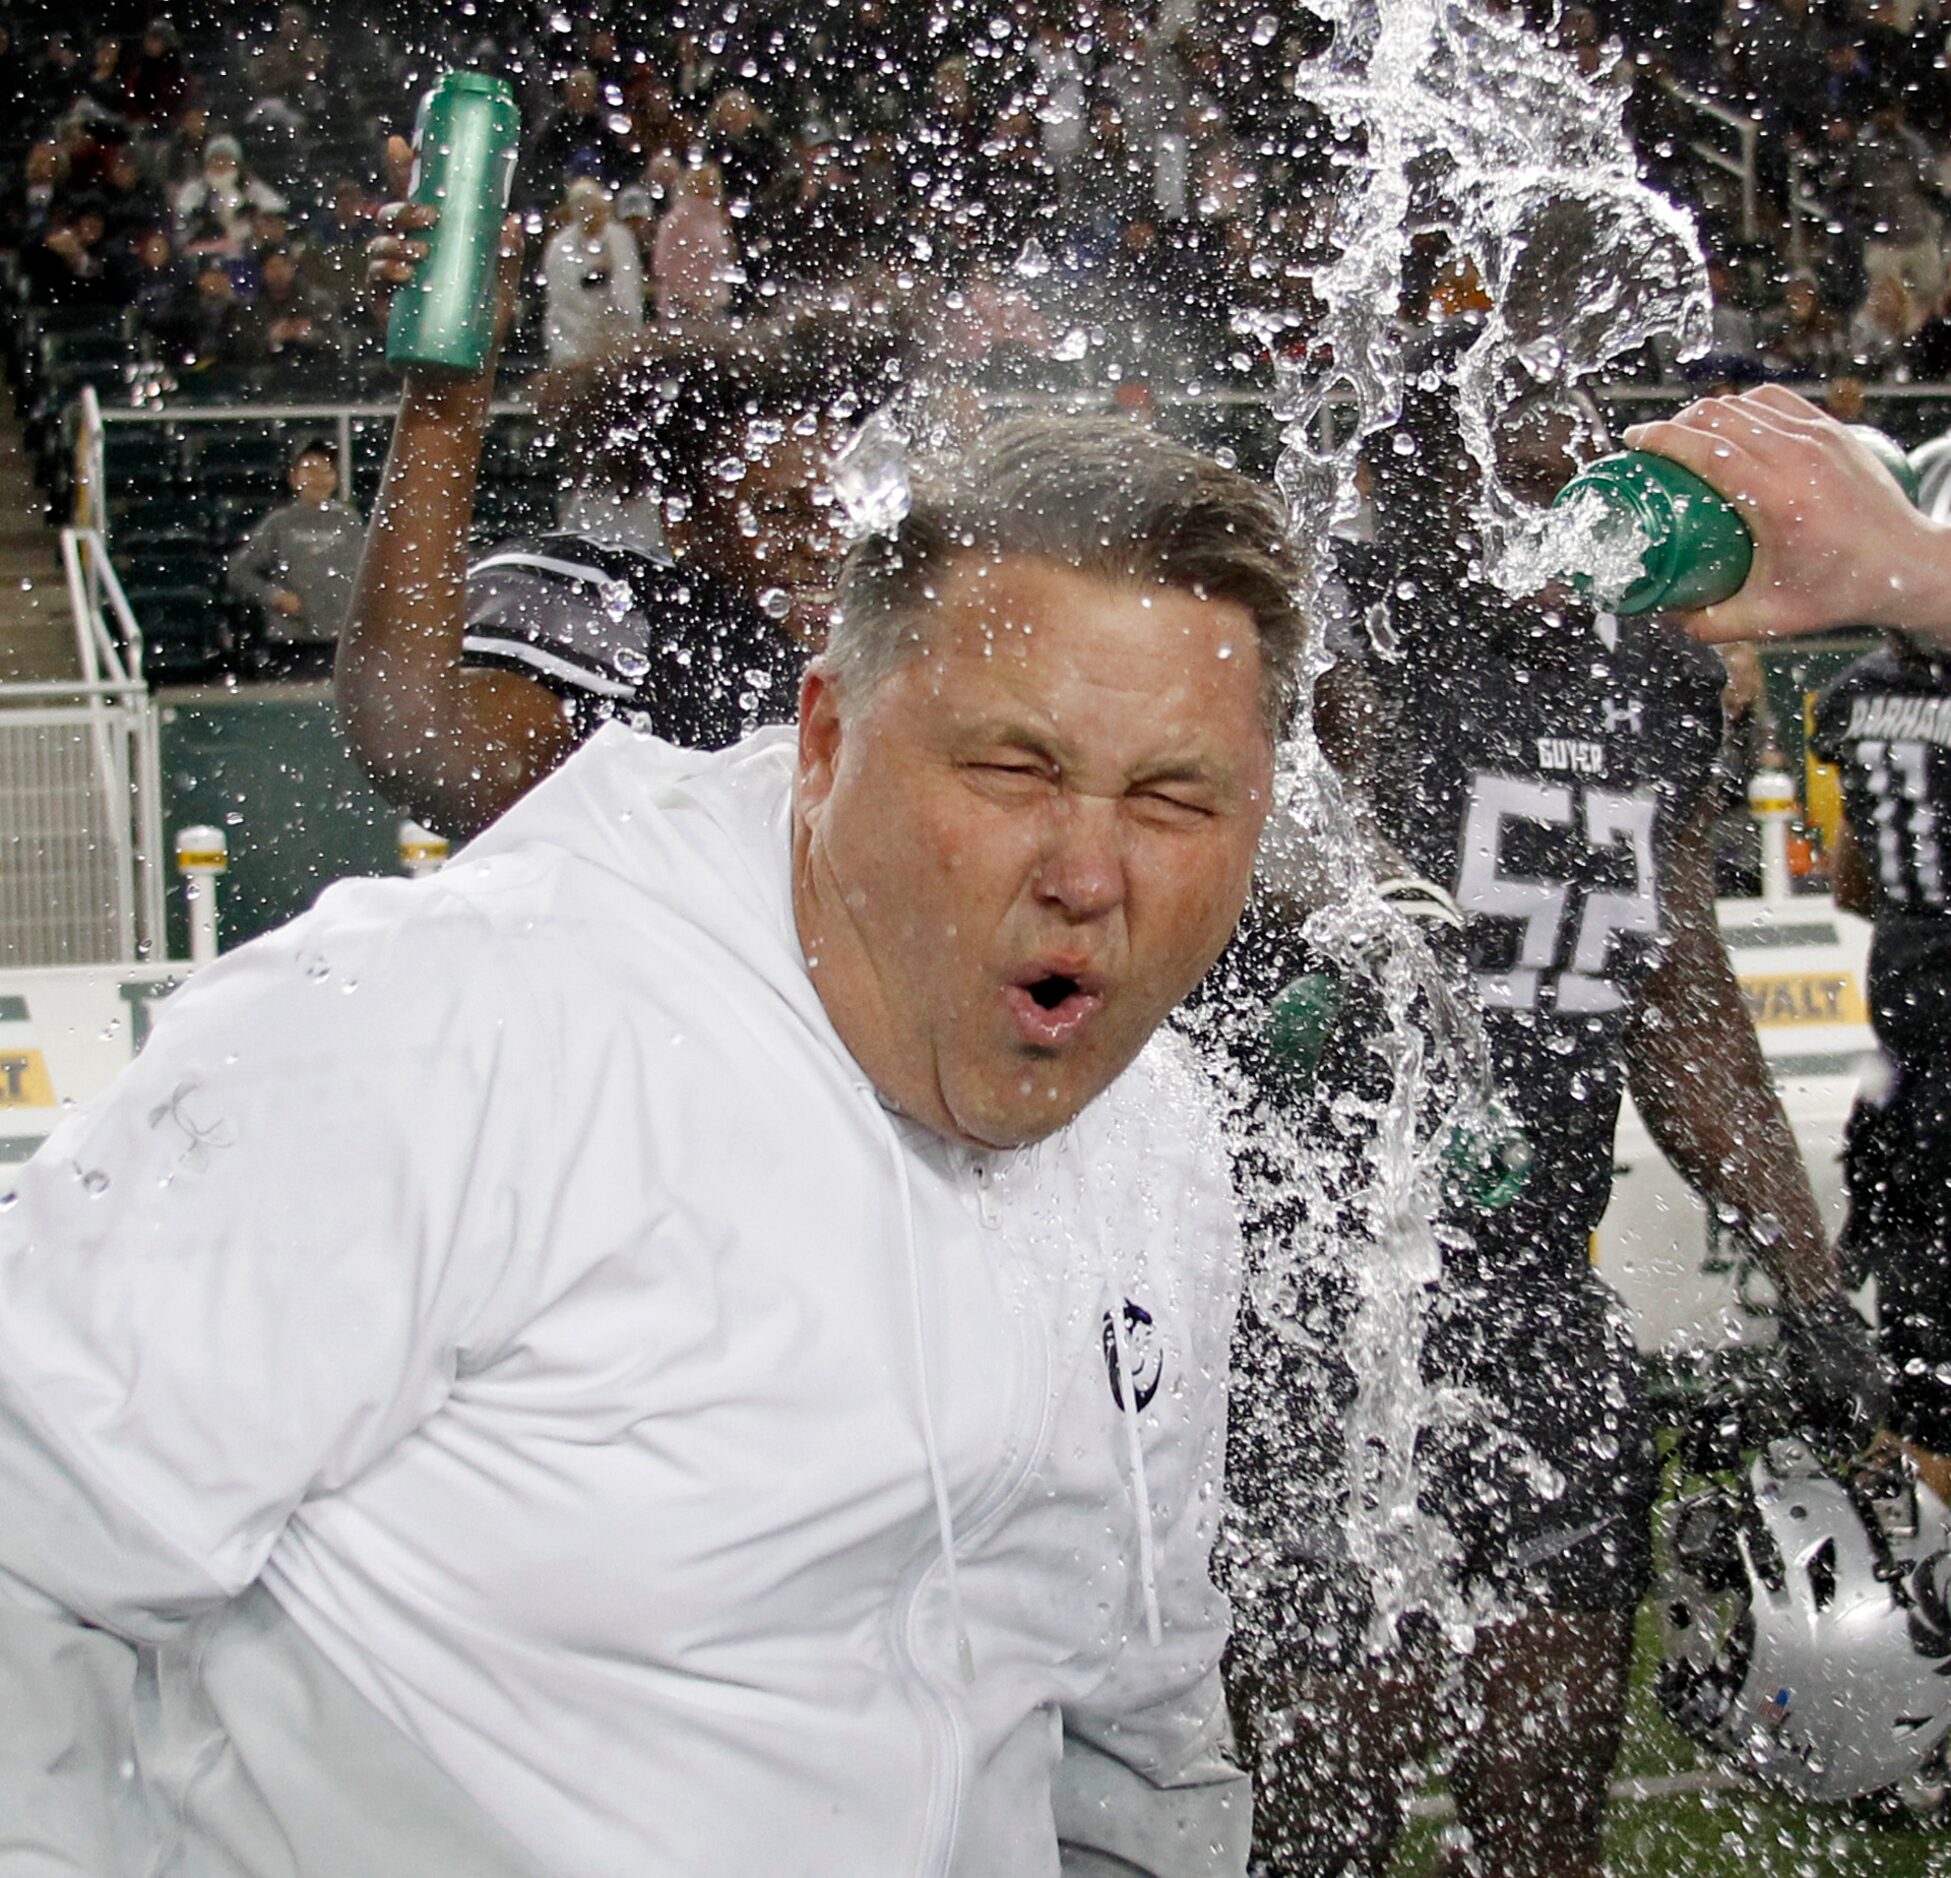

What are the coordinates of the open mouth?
(1027, 973, 1080, 1010)
(1004, 967, 1105, 1049)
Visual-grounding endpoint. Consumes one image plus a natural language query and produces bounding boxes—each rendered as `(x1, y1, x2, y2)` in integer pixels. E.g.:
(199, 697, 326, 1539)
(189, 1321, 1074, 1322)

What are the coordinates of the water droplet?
(831, 410, 912, 541)
(81, 1169, 109, 1197)
(759, 587, 792, 621)
(1013, 237, 1051, 280)
(1052, 328, 1090, 362)
(613, 645, 651, 680)
(600, 578, 634, 624)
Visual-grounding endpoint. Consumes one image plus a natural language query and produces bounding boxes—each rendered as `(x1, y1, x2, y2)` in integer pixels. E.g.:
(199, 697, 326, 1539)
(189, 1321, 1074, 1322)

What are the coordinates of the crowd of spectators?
(7, 1, 1951, 403)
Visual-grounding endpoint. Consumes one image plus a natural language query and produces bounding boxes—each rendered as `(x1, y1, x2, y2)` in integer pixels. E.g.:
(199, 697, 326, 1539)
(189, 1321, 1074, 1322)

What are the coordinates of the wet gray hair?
(824, 415, 1308, 737)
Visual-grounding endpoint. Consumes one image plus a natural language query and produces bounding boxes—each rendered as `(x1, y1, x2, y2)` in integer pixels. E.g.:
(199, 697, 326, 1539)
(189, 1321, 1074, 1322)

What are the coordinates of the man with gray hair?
(0, 417, 1303, 1875)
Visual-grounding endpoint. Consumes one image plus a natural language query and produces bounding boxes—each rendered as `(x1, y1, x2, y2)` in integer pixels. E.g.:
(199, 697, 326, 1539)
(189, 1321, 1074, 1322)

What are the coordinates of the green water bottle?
(1554, 426, 1920, 616)
(386, 72, 521, 376)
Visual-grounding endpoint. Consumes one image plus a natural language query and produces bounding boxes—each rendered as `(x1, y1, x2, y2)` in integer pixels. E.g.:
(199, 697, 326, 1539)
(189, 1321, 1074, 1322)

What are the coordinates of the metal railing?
(75, 383, 535, 536)
(0, 530, 164, 966)
(1669, 82, 1759, 243)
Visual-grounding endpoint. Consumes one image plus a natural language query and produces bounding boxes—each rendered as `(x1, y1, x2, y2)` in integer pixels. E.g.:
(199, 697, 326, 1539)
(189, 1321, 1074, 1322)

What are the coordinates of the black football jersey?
(1811, 642, 1951, 1067)
(460, 534, 803, 749)
(1358, 574, 1727, 1274)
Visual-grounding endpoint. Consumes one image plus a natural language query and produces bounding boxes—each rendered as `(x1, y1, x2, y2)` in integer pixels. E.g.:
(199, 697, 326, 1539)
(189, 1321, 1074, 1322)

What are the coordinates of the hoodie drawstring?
(1102, 1273, 1164, 1648)
(874, 1099, 977, 1683)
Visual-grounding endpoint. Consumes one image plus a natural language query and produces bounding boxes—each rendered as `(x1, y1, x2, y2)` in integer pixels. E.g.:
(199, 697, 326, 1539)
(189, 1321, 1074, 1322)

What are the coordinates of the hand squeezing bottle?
(385, 73, 522, 375)
(1553, 426, 1921, 615)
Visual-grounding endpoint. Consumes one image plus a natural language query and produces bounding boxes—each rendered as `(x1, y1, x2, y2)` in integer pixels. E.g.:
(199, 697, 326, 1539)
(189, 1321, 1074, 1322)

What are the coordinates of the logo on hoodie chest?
(1103, 1299, 1163, 1412)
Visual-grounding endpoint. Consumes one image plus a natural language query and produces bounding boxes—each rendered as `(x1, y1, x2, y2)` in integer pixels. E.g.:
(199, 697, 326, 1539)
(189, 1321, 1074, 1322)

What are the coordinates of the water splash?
(1239, 0, 1710, 1654)
(1500, 480, 1656, 609)
(1273, 0, 1710, 600)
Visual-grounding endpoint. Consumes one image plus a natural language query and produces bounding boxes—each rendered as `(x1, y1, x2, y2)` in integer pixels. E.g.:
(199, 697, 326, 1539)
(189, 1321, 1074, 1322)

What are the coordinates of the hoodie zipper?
(971, 1158, 1002, 1229)
(897, 1150, 1058, 1872)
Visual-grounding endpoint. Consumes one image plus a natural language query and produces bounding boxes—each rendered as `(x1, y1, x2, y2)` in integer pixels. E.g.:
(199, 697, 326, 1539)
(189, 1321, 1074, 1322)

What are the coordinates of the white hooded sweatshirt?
(0, 724, 1249, 1876)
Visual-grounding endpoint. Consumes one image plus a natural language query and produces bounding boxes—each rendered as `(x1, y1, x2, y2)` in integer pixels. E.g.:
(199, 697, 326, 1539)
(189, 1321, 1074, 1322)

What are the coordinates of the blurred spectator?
(1704, 254, 1762, 360)
(1823, 372, 1871, 423)
(26, 33, 87, 130)
(150, 102, 213, 191)
(670, 28, 721, 112)
(119, 19, 191, 130)
(1852, 98, 1946, 308)
(226, 438, 362, 678)
(623, 73, 687, 169)
(300, 183, 377, 321)
(23, 198, 124, 313)
(707, 88, 786, 218)
(99, 145, 169, 247)
(1847, 271, 1919, 371)
(6, 140, 69, 249)
(174, 135, 286, 255)
(242, 90, 313, 207)
(124, 225, 188, 335)
(1814, 29, 1878, 131)
(250, 7, 332, 123)
(1029, 17, 1090, 177)
(82, 31, 126, 121)
(544, 178, 644, 364)
(1760, 273, 1845, 375)
(239, 247, 340, 365)
(148, 253, 256, 371)
(976, 104, 1059, 258)
(650, 161, 738, 322)
(527, 67, 638, 202)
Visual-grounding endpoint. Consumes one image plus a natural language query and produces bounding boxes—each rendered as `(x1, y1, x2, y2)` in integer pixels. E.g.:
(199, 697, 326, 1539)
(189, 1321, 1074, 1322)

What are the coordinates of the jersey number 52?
(1454, 773, 1659, 1014)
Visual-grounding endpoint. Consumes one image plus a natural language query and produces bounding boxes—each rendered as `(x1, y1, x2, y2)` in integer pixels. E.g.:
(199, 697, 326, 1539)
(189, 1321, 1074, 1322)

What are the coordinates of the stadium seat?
(124, 583, 228, 682)
(100, 426, 187, 496)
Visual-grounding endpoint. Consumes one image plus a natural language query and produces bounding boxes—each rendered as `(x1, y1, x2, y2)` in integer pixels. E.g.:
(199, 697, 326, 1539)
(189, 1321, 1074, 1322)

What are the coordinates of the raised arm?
(337, 137, 576, 840)
(1624, 386, 1951, 649)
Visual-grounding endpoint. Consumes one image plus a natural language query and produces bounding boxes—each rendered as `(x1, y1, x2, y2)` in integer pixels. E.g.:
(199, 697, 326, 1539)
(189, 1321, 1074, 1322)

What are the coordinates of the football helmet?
(1656, 1437, 1951, 1801)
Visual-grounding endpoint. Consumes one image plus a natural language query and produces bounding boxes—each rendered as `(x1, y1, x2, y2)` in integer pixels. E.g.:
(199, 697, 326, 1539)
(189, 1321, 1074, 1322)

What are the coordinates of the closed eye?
(1132, 788, 1217, 825)
(962, 759, 1059, 802)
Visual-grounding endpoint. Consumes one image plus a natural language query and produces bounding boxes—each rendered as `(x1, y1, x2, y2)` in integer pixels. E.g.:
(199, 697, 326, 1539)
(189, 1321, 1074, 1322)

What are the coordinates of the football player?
(1224, 340, 1878, 1878)
(1813, 625, 1951, 1508)
(341, 137, 887, 838)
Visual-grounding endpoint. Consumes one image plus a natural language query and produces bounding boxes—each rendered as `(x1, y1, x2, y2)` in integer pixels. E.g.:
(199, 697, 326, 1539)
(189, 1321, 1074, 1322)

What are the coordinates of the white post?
(397, 819, 450, 879)
(1748, 759, 1796, 904)
(175, 824, 227, 965)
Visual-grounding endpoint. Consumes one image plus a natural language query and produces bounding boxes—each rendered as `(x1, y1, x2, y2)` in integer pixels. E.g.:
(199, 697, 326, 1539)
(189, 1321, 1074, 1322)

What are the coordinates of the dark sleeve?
(459, 545, 649, 712)
(1808, 662, 1863, 767)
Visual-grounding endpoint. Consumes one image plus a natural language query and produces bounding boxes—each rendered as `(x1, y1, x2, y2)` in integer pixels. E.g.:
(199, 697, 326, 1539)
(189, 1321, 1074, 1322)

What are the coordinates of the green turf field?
(1387, 1603, 1951, 1875)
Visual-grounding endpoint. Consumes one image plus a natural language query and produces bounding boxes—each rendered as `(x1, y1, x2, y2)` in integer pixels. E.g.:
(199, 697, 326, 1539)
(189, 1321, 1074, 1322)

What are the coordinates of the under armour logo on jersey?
(1103, 1300, 1163, 1412)
(1601, 699, 1645, 736)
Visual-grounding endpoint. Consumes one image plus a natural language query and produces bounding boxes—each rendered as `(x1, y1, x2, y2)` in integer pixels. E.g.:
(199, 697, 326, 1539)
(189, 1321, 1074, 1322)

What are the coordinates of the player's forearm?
(339, 376, 493, 778)
(1628, 948, 1836, 1309)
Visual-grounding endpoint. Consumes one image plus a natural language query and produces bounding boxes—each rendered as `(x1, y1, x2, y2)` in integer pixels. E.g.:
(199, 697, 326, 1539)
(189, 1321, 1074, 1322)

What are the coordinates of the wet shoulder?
(446, 725, 800, 964)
